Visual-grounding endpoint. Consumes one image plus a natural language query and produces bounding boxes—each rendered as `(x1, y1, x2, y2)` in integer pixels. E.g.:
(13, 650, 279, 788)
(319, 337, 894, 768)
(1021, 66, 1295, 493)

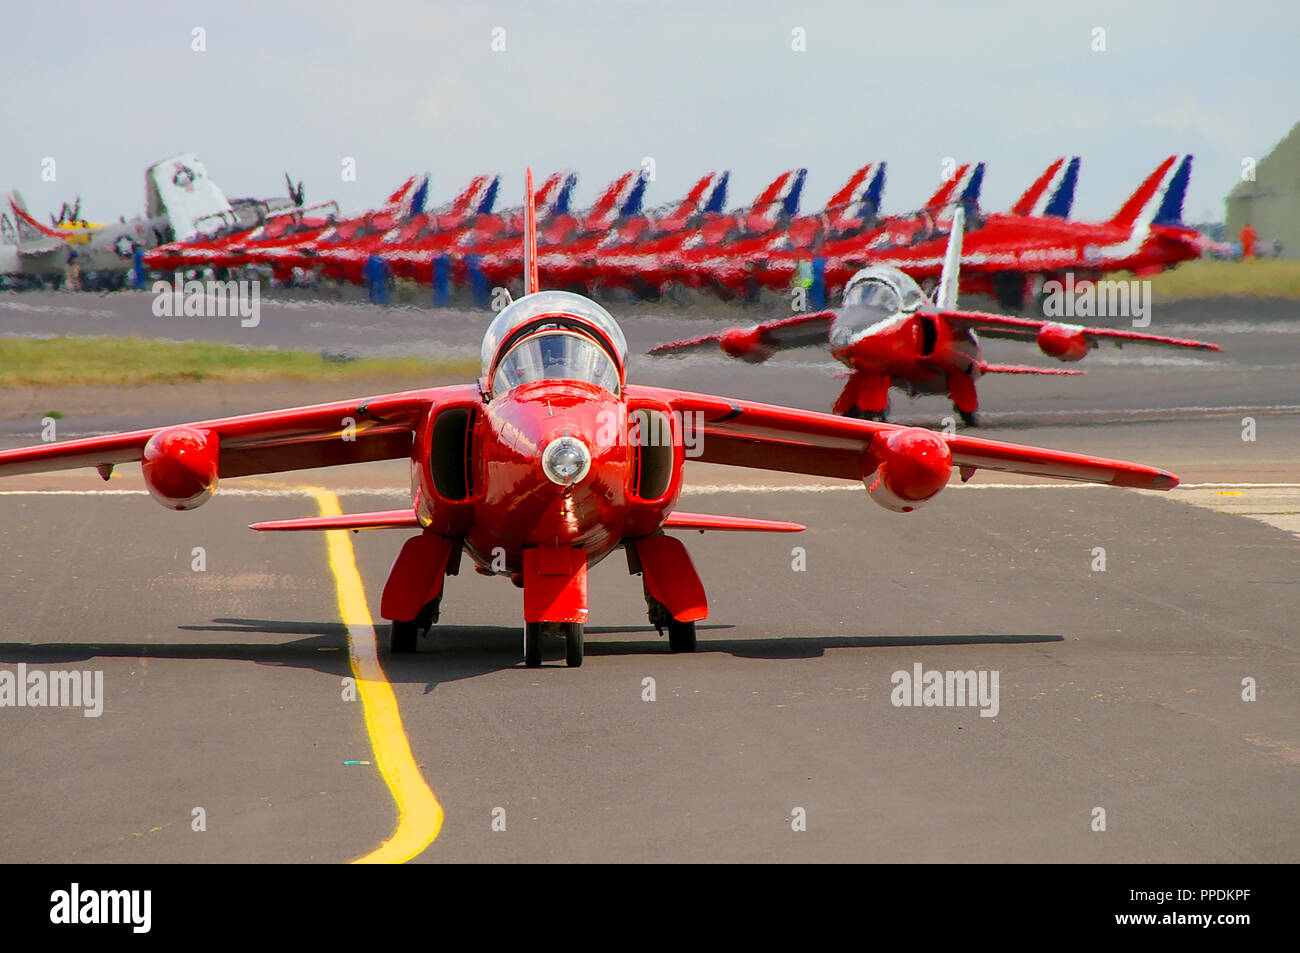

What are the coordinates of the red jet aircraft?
(650, 208, 1220, 425)
(0, 173, 1187, 667)
(838, 155, 1201, 310)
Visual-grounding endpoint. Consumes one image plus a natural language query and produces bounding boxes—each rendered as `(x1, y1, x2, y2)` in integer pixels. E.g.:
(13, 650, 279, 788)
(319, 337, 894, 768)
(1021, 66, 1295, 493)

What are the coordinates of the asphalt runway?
(0, 290, 1296, 863)
(0, 472, 1295, 862)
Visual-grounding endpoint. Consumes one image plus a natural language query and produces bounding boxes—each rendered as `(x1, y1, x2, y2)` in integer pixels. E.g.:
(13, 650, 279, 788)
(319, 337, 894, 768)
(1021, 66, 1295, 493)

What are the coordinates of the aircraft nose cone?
(542, 435, 592, 486)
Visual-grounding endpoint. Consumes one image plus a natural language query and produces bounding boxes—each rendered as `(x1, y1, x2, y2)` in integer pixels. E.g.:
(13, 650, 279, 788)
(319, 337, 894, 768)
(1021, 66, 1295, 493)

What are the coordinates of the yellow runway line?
(312, 489, 444, 864)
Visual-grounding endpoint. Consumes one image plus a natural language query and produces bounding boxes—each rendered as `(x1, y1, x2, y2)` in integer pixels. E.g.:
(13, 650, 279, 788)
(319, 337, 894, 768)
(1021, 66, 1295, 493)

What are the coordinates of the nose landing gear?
(523, 621, 584, 668)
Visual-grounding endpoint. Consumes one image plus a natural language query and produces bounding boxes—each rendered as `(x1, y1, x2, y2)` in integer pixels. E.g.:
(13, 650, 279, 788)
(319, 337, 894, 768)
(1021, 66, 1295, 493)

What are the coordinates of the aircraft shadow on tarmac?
(0, 622, 1063, 690)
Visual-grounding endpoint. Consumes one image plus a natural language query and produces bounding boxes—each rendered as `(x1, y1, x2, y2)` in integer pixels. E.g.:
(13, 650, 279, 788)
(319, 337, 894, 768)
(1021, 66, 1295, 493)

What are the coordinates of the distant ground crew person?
(363, 254, 391, 305)
(792, 259, 813, 310)
(1240, 222, 1257, 259)
(131, 245, 145, 290)
(64, 246, 81, 292)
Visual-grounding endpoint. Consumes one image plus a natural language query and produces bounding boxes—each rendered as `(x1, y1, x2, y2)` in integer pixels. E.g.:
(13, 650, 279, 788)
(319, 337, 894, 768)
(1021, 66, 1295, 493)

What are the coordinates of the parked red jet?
(309, 174, 512, 285)
(535, 170, 729, 292)
(841, 155, 1201, 309)
(650, 208, 1220, 425)
(249, 175, 437, 284)
(145, 175, 425, 278)
(383, 170, 643, 285)
(606, 162, 981, 301)
(584, 168, 804, 296)
(142, 198, 340, 275)
(0, 174, 1186, 666)
(670, 163, 887, 296)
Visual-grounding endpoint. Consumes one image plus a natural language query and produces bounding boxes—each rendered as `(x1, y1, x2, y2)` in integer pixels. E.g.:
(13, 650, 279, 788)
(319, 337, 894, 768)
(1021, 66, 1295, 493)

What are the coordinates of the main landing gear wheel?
(667, 620, 696, 653)
(564, 623, 584, 668)
(390, 620, 418, 654)
(524, 622, 543, 668)
(647, 594, 697, 653)
(389, 596, 441, 654)
(843, 401, 889, 423)
(958, 409, 980, 427)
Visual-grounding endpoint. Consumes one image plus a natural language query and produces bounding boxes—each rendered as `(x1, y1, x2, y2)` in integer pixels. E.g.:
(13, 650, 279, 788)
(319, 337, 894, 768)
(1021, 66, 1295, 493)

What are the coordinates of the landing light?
(542, 435, 592, 486)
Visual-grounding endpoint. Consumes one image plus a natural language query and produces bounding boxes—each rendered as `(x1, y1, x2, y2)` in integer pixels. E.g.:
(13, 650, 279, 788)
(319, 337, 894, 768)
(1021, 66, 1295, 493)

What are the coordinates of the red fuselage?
(410, 379, 683, 577)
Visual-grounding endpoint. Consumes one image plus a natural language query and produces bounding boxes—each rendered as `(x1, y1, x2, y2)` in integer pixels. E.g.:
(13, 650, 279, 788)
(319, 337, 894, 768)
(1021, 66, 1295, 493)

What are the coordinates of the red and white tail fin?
(448, 175, 492, 215)
(524, 167, 539, 296)
(1010, 158, 1065, 216)
(923, 164, 969, 210)
(825, 162, 885, 231)
(1108, 156, 1178, 231)
(745, 168, 806, 233)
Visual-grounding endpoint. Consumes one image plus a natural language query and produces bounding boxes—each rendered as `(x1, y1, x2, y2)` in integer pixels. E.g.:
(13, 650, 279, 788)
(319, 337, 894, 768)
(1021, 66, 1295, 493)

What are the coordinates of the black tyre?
(564, 623, 584, 668)
(524, 622, 543, 668)
(390, 620, 418, 653)
(668, 620, 696, 653)
(958, 409, 980, 428)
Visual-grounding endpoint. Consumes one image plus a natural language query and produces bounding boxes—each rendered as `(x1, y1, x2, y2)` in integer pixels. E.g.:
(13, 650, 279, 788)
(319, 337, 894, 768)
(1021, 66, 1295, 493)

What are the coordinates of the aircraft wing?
(17, 237, 66, 257)
(629, 386, 1178, 489)
(648, 310, 835, 361)
(934, 309, 1221, 352)
(0, 385, 478, 479)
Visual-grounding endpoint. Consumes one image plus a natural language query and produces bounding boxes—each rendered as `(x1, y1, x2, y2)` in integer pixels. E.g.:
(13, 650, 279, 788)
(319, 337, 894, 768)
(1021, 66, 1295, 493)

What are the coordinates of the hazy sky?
(3, 0, 1297, 226)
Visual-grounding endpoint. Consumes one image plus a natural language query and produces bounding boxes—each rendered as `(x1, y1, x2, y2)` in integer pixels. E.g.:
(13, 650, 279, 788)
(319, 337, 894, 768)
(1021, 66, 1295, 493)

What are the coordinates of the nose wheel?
(524, 621, 584, 668)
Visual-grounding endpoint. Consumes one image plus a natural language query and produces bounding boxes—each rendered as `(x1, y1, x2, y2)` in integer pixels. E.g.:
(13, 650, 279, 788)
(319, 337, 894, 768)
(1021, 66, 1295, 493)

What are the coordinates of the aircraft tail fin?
(408, 175, 429, 217)
(384, 176, 419, 206)
(1010, 158, 1065, 216)
(825, 164, 873, 216)
(656, 172, 722, 232)
(544, 172, 578, 217)
(958, 162, 985, 215)
(1042, 157, 1080, 218)
(8, 193, 66, 242)
(392, 174, 429, 218)
(746, 168, 806, 232)
(524, 167, 539, 295)
(1151, 155, 1192, 227)
(1108, 156, 1178, 231)
(620, 169, 650, 217)
(826, 162, 886, 227)
(861, 162, 886, 220)
(918, 161, 983, 215)
(703, 170, 730, 214)
(934, 207, 965, 310)
(143, 153, 233, 242)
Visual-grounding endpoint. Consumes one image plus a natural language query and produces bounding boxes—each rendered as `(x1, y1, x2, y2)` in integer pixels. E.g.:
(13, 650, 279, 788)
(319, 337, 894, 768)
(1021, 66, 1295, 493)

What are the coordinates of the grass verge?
(1118, 258, 1300, 300)
(0, 335, 479, 388)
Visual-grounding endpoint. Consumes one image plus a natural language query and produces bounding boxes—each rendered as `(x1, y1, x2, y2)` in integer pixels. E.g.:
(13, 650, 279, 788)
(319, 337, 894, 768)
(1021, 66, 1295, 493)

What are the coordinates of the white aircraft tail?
(144, 153, 232, 241)
(934, 207, 965, 310)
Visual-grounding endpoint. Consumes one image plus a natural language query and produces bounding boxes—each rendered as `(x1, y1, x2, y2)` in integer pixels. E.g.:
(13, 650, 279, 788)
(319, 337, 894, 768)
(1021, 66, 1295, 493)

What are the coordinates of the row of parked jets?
(133, 155, 1207, 311)
(4, 154, 1221, 423)
(141, 155, 1219, 423)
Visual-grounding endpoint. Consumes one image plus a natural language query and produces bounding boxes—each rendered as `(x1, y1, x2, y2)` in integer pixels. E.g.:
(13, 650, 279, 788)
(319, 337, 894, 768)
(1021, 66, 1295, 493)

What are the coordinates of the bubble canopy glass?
(480, 291, 628, 383)
(492, 331, 621, 399)
(841, 265, 926, 313)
